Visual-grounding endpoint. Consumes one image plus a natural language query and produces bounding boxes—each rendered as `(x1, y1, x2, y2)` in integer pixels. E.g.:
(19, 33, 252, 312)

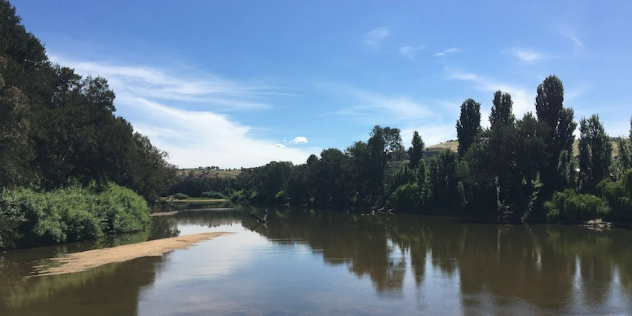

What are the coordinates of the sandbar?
(35, 232, 233, 276)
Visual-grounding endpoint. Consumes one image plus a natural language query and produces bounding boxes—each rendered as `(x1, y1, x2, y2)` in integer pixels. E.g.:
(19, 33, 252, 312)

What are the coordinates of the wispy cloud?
(49, 55, 319, 168)
(363, 26, 390, 47)
(434, 48, 461, 56)
(512, 48, 542, 62)
(560, 27, 585, 51)
(333, 89, 435, 124)
(446, 70, 534, 126)
(292, 137, 308, 144)
(50, 55, 278, 111)
(399, 45, 425, 59)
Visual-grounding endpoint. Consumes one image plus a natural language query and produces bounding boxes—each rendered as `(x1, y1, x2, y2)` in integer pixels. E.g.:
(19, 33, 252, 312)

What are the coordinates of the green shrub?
(601, 169, 632, 223)
(201, 191, 226, 199)
(544, 189, 609, 223)
(390, 183, 421, 212)
(0, 183, 151, 249)
(173, 193, 189, 200)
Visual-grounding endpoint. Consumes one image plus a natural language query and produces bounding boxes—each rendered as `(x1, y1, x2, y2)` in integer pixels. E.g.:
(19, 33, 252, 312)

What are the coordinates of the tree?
(614, 137, 632, 180)
(489, 90, 515, 130)
(456, 98, 481, 158)
(578, 115, 613, 193)
(308, 149, 351, 208)
(466, 112, 548, 220)
(408, 131, 425, 170)
(0, 57, 33, 188)
(535, 75, 577, 198)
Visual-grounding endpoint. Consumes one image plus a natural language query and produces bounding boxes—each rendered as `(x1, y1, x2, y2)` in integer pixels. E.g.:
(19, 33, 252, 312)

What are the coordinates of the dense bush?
(390, 183, 421, 212)
(601, 169, 632, 223)
(173, 193, 189, 200)
(544, 189, 609, 223)
(201, 191, 226, 199)
(0, 183, 151, 249)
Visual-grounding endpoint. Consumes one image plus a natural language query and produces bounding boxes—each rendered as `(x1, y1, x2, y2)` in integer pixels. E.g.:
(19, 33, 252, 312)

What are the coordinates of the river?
(1, 204, 631, 315)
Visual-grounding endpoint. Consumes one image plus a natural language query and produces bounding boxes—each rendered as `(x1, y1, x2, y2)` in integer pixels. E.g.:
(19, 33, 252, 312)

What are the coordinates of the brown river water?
(1, 204, 631, 315)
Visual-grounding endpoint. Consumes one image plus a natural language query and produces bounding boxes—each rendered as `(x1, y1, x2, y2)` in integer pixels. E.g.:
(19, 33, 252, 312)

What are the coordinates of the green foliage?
(465, 111, 547, 219)
(173, 193, 189, 200)
(428, 149, 461, 212)
(614, 137, 632, 179)
(578, 114, 612, 194)
(544, 189, 609, 223)
(200, 191, 226, 199)
(456, 98, 481, 158)
(490, 90, 515, 129)
(600, 169, 632, 223)
(0, 3, 176, 204)
(391, 183, 421, 212)
(407, 131, 425, 170)
(0, 183, 150, 249)
(535, 75, 577, 201)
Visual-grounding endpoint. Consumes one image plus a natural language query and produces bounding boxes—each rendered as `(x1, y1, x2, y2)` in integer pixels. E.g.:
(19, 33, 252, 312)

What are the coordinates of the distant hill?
(424, 139, 622, 159)
(176, 167, 242, 179)
(425, 141, 458, 158)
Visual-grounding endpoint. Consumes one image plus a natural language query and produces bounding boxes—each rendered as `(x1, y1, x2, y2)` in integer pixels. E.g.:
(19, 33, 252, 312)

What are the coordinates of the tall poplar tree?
(456, 98, 481, 158)
(408, 131, 425, 170)
(578, 115, 612, 193)
(490, 90, 515, 130)
(535, 75, 577, 197)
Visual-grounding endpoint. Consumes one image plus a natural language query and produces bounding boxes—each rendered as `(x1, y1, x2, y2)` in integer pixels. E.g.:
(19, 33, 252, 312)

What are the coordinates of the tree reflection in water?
(246, 207, 632, 313)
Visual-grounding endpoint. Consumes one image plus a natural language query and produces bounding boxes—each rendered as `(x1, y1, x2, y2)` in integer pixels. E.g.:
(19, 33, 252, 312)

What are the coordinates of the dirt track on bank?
(35, 232, 233, 276)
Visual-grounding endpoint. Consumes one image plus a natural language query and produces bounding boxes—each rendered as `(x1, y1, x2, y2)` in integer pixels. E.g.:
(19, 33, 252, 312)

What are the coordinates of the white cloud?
(49, 55, 277, 111)
(48, 55, 319, 168)
(434, 48, 461, 56)
(399, 45, 425, 59)
(512, 48, 542, 62)
(337, 90, 435, 123)
(401, 124, 457, 148)
(364, 26, 390, 47)
(292, 137, 308, 144)
(131, 98, 318, 168)
(446, 70, 534, 126)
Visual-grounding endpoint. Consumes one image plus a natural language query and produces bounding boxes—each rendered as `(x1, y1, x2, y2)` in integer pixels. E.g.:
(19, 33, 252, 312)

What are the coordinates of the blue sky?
(11, 0, 632, 168)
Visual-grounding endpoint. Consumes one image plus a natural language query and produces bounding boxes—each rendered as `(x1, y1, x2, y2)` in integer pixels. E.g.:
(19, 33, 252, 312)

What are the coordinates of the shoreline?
(34, 232, 233, 276)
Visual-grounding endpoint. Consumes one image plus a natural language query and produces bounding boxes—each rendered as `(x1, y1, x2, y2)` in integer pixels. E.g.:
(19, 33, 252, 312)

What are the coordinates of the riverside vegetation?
(173, 82, 632, 226)
(0, 1, 176, 249)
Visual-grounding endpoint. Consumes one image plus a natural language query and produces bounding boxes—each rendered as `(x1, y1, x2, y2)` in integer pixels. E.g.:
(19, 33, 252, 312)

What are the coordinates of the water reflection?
(1, 206, 631, 315)
(244, 208, 632, 314)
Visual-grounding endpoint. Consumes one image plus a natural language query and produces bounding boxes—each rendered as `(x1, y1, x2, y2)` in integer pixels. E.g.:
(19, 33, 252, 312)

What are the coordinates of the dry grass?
(424, 139, 622, 158)
(176, 168, 241, 179)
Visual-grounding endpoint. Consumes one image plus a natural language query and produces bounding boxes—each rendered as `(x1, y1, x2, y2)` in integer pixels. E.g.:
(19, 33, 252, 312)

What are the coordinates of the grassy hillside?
(425, 141, 458, 158)
(425, 139, 622, 159)
(176, 168, 242, 179)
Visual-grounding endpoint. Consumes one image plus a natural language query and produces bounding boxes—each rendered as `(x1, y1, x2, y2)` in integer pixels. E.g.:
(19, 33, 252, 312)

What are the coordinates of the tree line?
(0, 1, 176, 248)
(223, 75, 632, 224)
(0, 1, 176, 201)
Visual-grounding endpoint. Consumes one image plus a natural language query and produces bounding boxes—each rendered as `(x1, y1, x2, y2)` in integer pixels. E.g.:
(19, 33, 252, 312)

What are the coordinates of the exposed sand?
(35, 232, 233, 276)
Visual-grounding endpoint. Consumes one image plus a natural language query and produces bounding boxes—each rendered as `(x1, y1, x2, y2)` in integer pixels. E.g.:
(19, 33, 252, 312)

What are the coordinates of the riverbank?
(35, 232, 233, 276)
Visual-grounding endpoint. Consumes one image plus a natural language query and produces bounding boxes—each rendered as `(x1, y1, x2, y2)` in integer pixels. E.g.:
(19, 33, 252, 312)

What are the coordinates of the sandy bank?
(35, 232, 233, 276)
